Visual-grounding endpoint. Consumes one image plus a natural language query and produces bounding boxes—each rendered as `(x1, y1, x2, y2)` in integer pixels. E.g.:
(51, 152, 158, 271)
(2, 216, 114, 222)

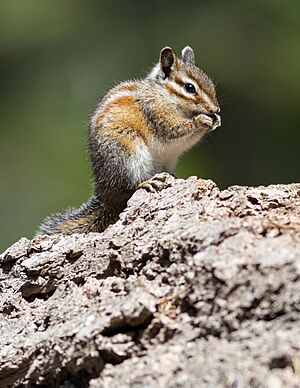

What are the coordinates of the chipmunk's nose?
(209, 106, 220, 114)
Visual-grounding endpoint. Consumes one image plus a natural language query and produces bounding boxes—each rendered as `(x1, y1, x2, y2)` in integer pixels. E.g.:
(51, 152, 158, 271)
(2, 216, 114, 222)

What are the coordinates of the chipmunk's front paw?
(193, 113, 221, 131)
(194, 113, 213, 128)
(138, 172, 171, 193)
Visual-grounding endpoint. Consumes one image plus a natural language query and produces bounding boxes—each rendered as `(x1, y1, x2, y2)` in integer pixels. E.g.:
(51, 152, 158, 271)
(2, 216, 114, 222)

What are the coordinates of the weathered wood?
(1, 175, 300, 387)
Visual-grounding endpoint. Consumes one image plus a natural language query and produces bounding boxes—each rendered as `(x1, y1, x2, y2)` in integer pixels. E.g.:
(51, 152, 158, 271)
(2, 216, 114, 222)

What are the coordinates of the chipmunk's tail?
(37, 196, 116, 235)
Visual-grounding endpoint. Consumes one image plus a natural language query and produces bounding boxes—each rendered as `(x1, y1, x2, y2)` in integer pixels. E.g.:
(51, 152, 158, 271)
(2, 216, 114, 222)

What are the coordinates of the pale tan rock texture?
(1, 175, 300, 387)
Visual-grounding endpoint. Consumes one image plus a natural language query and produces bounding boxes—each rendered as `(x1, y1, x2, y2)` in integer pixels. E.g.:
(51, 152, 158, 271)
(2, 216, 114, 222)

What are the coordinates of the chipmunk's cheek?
(181, 105, 196, 119)
(184, 105, 200, 119)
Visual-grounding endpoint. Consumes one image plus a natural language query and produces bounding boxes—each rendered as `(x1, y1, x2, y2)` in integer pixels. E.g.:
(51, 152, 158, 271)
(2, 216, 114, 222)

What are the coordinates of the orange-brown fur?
(93, 93, 151, 153)
(97, 82, 139, 109)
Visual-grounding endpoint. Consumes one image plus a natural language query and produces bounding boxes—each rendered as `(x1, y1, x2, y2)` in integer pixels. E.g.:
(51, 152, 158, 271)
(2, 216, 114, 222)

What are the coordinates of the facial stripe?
(172, 74, 219, 112)
(182, 69, 217, 102)
(174, 75, 198, 91)
(174, 75, 185, 87)
(201, 88, 217, 104)
(173, 75, 217, 108)
(164, 82, 196, 101)
(198, 91, 218, 112)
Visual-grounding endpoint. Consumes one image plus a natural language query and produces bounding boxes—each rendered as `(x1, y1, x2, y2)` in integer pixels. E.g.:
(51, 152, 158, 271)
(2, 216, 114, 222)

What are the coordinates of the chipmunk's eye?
(184, 83, 196, 94)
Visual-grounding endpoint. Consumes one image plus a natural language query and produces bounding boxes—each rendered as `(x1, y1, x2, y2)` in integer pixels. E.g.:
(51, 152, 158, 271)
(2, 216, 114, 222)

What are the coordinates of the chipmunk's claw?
(193, 113, 221, 131)
(138, 172, 170, 193)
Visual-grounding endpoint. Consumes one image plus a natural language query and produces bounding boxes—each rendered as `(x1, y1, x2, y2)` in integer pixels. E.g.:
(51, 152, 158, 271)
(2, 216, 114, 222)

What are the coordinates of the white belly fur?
(150, 131, 205, 173)
(128, 131, 204, 185)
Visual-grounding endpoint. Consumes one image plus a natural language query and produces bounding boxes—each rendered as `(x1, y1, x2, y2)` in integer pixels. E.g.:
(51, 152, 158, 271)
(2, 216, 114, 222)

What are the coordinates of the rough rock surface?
(0, 175, 300, 388)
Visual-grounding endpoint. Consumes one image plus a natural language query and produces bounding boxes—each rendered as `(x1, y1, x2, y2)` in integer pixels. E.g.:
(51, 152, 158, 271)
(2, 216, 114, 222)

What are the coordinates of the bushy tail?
(37, 196, 116, 235)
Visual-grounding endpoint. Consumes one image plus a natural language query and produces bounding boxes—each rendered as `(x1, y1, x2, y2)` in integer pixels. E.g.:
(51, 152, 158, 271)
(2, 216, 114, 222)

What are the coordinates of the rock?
(0, 175, 299, 387)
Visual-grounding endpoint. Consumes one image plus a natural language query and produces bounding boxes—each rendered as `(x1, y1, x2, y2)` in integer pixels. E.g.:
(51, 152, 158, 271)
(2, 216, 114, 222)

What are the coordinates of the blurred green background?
(1, 0, 299, 251)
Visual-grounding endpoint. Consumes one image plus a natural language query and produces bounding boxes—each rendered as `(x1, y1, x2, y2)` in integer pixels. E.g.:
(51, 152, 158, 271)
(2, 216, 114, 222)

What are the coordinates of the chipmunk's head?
(150, 46, 221, 130)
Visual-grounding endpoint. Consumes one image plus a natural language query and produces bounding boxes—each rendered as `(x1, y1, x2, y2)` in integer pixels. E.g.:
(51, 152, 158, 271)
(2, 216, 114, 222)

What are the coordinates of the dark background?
(1, 0, 299, 251)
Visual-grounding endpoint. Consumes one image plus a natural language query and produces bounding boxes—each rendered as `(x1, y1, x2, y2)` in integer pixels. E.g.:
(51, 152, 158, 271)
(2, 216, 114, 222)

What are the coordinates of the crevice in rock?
(34, 357, 104, 388)
(21, 282, 56, 302)
(72, 276, 86, 286)
(102, 314, 154, 342)
(65, 250, 83, 263)
(269, 354, 294, 370)
(96, 259, 122, 279)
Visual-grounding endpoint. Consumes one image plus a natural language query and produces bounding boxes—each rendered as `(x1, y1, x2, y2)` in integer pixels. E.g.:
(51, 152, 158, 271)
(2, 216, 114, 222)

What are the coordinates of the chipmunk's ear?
(159, 47, 176, 78)
(181, 46, 195, 64)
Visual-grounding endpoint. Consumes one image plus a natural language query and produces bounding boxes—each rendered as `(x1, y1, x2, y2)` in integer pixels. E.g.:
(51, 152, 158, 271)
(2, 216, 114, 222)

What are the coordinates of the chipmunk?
(38, 46, 221, 235)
